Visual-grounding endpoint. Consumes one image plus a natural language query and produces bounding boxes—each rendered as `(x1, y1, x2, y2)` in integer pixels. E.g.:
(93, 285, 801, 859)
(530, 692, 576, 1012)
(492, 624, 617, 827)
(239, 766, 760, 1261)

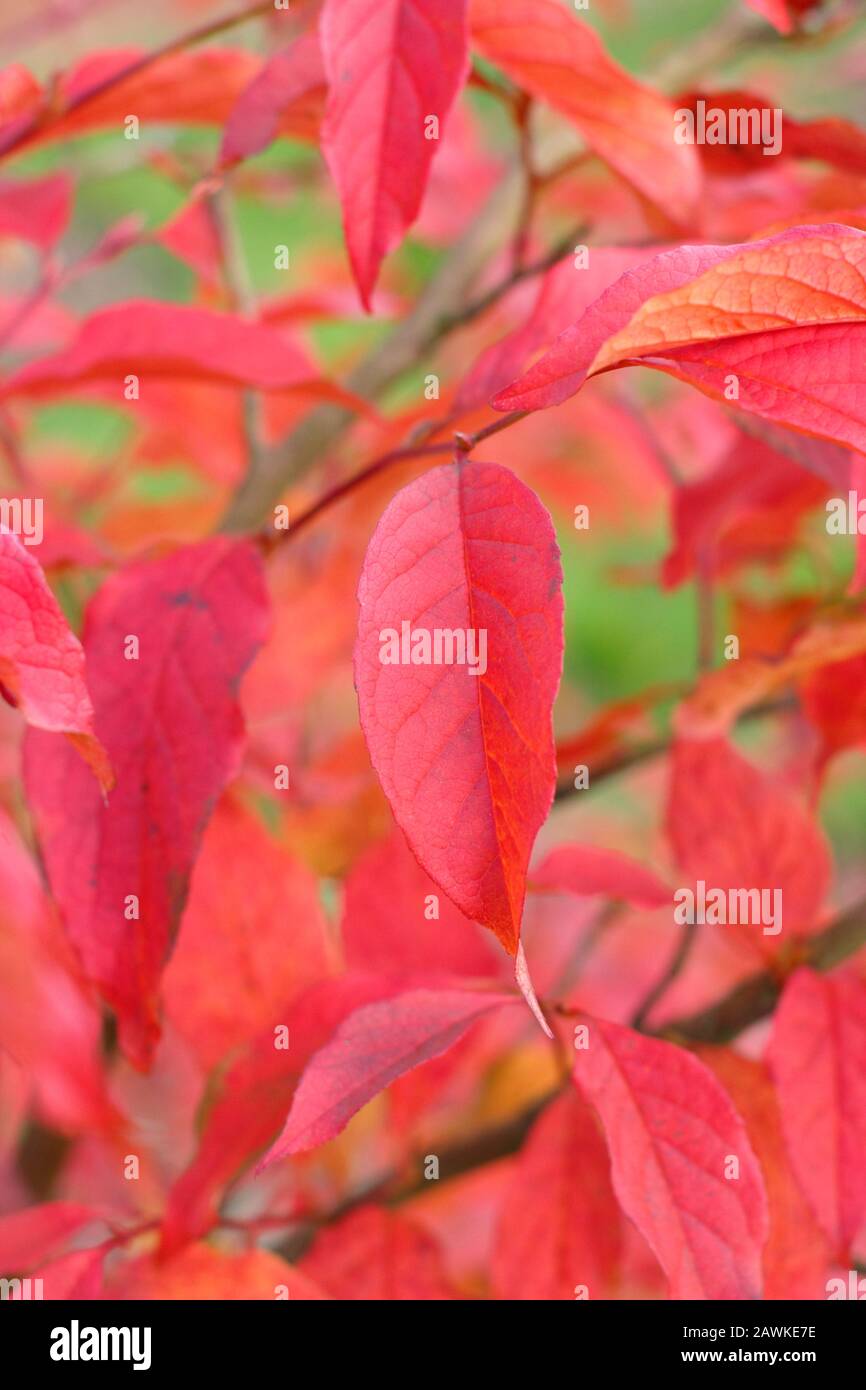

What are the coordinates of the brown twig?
(631, 921, 699, 1031)
(260, 440, 455, 549)
(257, 413, 531, 550)
(659, 896, 866, 1044)
(222, 208, 580, 534)
(696, 556, 716, 674)
(552, 693, 796, 802)
(430, 222, 587, 343)
(207, 180, 264, 480)
(219, 163, 533, 532)
(271, 895, 866, 1259)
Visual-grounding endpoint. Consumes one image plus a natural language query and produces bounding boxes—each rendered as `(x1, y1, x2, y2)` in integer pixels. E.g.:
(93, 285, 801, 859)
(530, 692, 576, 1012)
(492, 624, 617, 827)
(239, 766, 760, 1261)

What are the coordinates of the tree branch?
(553, 694, 797, 801)
(659, 896, 866, 1045)
(630, 920, 698, 1031)
(268, 896, 866, 1261)
(219, 165, 534, 533)
(0, 2, 277, 164)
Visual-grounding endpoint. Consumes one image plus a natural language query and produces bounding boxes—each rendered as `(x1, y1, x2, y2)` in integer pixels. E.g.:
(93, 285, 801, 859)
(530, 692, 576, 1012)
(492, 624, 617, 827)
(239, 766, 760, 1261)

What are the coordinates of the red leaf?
(801, 650, 866, 768)
(458, 247, 656, 411)
(667, 736, 831, 946)
(300, 1205, 456, 1299)
(341, 827, 498, 977)
(219, 32, 326, 168)
(703, 1048, 829, 1299)
(573, 1017, 768, 1299)
(530, 844, 670, 909)
(469, 0, 702, 223)
(159, 974, 397, 1257)
(0, 62, 41, 129)
(493, 240, 741, 412)
(355, 458, 563, 954)
(26, 1246, 106, 1300)
(163, 797, 336, 1071)
(320, 0, 469, 309)
(3, 300, 357, 409)
(0, 48, 297, 161)
(0, 172, 71, 249)
(662, 433, 834, 589)
(156, 195, 222, 288)
(0, 806, 118, 1136)
(0, 1202, 102, 1274)
(111, 1245, 327, 1300)
(678, 616, 866, 740)
(491, 1089, 623, 1300)
(23, 538, 269, 1068)
(0, 528, 110, 788)
(767, 968, 866, 1253)
(648, 321, 866, 455)
(746, 0, 823, 33)
(262, 985, 518, 1160)
(676, 89, 866, 179)
(588, 225, 866, 373)
(492, 225, 866, 416)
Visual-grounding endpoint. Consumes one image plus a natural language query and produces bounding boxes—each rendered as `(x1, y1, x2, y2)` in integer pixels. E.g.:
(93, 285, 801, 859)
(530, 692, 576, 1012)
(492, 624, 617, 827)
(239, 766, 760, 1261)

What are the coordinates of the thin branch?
(0, 2, 277, 163)
(207, 181, 264, 479)
(459, 410, 528, 449)
(552, 694, 796, 801)
(659, 896, 866, 1045)
(219, 164, 532, 533)
(631, 921, 698, 1030)
(430, 223, 587, 344)
(260, 440, 455, 549)
(271, 895, 866, 1258)
(274, 1090, 558, 1263)
(510, 95, 537, 269)
(259, 411, 532, 550)
(696, 555, 716, 674)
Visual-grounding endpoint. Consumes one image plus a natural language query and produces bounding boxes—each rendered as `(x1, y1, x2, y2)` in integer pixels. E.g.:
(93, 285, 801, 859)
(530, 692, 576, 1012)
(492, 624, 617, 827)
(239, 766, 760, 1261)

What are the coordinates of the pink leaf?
(300, 1206, 457, 1300)
(470, 0, 702, 223)
(160, 974, 395, 1257)
(0, 172, 71, 249)
(2, 299, 360, 410)
(25, 1246, 106, 1300)
(163, 797, 336, 1070)
(531, 843, 671, 908)
(320, 0, 469, 309)
(767, 968, 866, 1253)
(262, 986, 518, 1160)
(573, 1017, 768, 1299)
(0, 1203, 102, 1274)
(341, 827, 498, 977)
(492, 1089, 623, 1300)
(219, 32, 325, 168)
(458, 247, 657, 411)
(355, 458, 563, 954)
(23, 538, 269, 1068)
(648, 321, 866, 456)
(0, 528, 111, 788)
(667, 736, 831, 945)
(492, 225, 866, 418)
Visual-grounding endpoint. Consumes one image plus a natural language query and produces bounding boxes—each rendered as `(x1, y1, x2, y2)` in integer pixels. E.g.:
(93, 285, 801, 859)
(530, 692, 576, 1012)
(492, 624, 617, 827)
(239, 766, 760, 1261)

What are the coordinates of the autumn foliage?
(2, 0, 866, 1305)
